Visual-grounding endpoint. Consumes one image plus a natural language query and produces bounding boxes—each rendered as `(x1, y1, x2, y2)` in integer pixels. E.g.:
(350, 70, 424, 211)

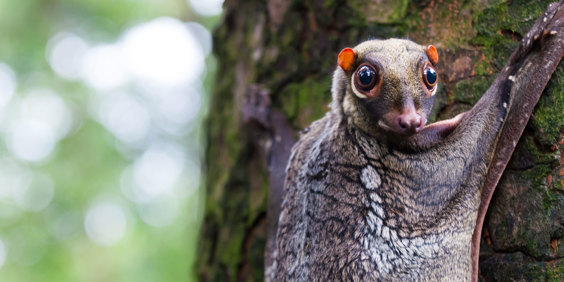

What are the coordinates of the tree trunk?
(198, 0, 564, 281)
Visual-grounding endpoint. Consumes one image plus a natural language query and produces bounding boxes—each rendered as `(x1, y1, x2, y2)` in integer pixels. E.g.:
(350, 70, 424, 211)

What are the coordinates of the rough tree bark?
(198, 0, 564, 281)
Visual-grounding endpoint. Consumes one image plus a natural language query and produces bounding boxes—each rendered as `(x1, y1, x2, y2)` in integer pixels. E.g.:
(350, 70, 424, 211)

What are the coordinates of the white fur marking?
(382, 226, 390, 240)
(370, 192, 383, 203)
(374, 205, 384, 218)
(361, 166, 381, 190)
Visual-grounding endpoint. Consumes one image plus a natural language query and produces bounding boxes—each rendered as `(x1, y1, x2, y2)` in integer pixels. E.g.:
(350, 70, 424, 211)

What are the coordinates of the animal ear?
(338, 48, 356, 72)
(426, 45, 439, 65)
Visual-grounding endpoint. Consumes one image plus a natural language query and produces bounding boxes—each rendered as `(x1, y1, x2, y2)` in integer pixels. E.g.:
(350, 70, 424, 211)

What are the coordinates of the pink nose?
(397, 111, 423, 133)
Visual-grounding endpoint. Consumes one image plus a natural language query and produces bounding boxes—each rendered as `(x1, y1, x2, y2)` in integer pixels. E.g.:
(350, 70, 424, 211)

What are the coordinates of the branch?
(472, 1, 564, 281)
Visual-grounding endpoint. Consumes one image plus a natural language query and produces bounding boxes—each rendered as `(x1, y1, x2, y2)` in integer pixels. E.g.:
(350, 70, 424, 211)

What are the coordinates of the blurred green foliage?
(0, 0, 219, 281)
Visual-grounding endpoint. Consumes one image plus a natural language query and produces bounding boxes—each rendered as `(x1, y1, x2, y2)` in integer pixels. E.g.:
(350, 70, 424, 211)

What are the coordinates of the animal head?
(332, 39, 439, 140)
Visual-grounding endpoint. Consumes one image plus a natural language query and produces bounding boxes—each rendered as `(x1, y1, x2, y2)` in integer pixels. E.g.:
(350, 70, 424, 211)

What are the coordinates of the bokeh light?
(137, 196, 179, 227)
(0, 158, 27, 198)
(84, 199, 127, 246)
(0, 0, 217, 280)
(0, 63, 15, 113)
(188, 0, 225, 16)
(121, 17, 205, 87)
(12, 171, 54, 212)
(94, 92, 151, 145)
(82, 44, 129, 90)
(46, 32, 89, 81)
(4, 89, 72, 162)
(133, 142, 185, 198)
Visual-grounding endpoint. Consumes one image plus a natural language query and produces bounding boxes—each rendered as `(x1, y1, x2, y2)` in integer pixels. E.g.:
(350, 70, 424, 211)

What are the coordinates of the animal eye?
(423, 66, 438, 89)
(355, 65, 378, 90)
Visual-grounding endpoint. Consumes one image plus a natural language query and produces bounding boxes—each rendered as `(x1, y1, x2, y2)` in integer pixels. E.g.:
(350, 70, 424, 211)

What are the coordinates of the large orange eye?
(354, 65, 378, 91)
(423, 64, 437, 89)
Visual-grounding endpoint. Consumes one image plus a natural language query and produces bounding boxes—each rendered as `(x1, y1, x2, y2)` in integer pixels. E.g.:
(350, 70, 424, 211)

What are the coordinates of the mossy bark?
(199, 0, 564, 281)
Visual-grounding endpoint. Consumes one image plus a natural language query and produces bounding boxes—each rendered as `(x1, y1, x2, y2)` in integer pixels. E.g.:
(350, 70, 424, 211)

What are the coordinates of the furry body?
(267, 8, 564, 278)
(269, 41, 501, 281)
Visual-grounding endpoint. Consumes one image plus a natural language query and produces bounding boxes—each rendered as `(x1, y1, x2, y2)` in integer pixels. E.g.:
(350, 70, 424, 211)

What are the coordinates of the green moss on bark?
(279, 75, 332, 128)
(348, 0, 409, 24)
(532, 64, 564, 146)
(546, 259, 564, 281)
(451, 77, 493, 104)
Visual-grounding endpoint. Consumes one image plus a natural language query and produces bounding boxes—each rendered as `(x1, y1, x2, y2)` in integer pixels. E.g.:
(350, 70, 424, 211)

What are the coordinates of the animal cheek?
(418, 94, 435, 115)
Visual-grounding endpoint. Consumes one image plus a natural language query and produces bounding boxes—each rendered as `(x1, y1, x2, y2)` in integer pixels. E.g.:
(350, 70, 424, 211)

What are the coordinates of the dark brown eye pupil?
(423, 66, 438, 89)
(356, 65, 377, 90)
(359, 66, 374, 85)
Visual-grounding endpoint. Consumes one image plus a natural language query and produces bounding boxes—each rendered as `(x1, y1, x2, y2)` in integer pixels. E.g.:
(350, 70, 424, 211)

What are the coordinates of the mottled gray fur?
(266, 39, 497, 281)
(267, 10, 564, 279)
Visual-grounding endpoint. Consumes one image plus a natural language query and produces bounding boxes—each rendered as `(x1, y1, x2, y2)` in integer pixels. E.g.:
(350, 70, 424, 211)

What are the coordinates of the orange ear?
(426, 45, 439, 65)
(338, 48, 356, 72)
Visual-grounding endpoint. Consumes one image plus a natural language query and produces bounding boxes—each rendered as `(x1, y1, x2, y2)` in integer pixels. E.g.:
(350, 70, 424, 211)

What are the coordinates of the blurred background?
(0, 0, 221, 281)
